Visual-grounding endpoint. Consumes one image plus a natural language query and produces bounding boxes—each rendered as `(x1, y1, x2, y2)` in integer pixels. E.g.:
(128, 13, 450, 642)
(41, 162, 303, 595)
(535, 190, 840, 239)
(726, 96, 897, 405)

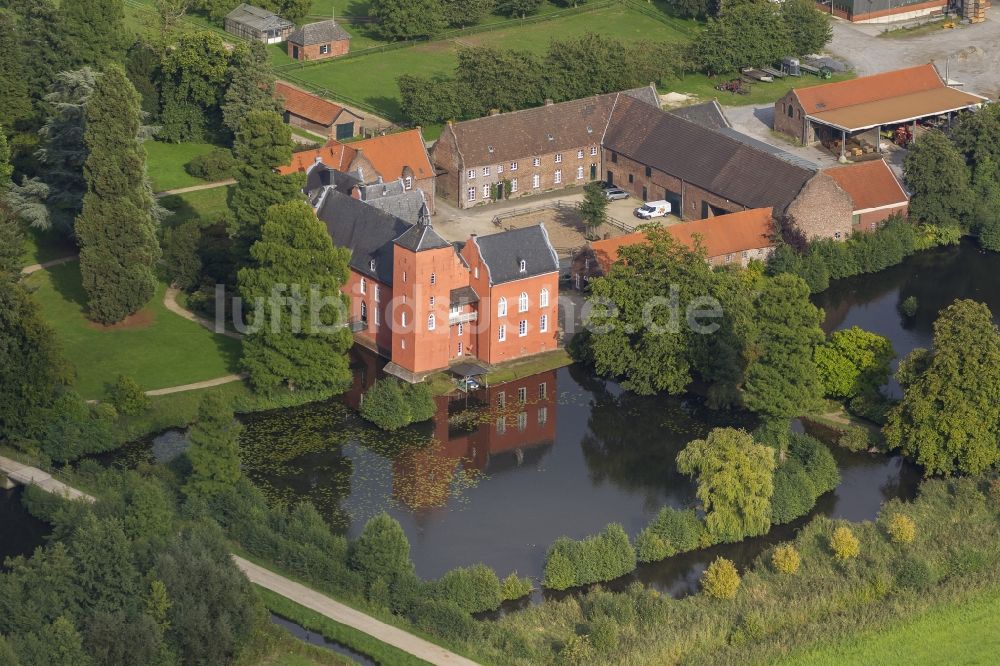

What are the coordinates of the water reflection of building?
(393, 370, 558, 509)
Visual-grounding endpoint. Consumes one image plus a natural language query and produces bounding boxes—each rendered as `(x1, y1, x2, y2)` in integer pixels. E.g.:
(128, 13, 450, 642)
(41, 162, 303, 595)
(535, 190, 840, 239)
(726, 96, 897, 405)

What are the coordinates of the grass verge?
(256, 587, 430, 666)
(144, 140, 220, 192)
(237, 615, 353, 666)
(19, 228, 77, 268)
(159, 185, 234, 226)
(782, 585, 1000, 665)
(25, 262, 242, 399)
(485, 349, 572, 385)
(878, 18, 951, 39)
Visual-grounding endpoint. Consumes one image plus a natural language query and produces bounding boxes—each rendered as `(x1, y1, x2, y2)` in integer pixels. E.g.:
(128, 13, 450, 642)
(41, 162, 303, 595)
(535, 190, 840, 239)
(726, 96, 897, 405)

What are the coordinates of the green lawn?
(666, 71, 856, 107)
(274, 4, 697, 121)
(784, 588, 1000, 665)
(25, 262, 241, 399)
(159, 185, 234, 227)
(145, 140, 222, 192)
(20, 228, 77, 268)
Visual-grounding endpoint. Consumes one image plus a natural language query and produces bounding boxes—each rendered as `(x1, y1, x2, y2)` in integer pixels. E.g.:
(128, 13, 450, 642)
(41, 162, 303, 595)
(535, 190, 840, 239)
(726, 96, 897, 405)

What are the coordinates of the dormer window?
(519, 260, 526, 273)
(586, 125, 593, 134)
(369, 259, 376, 271)
(547, 133, 554, 141)
(487, 144, 494, 153)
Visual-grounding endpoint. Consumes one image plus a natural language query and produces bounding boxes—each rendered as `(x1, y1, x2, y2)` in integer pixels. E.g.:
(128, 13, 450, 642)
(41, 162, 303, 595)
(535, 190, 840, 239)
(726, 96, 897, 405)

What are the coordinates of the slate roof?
(449, 286, 479, 307)
(445, 86, 660, 167)
(825, 159, 909, 212)
(668, 101, 731, 130)
(288, 20, 351, 45)
(394, 208, 450, 252)
(364, 186, 429, 226)
(226, 4, 293, 31)
(715, 128, 819, 171)
(315, 189, 411, 284)
(473, 226, 559, 285)
(605, 96, 816, 214)
(274, 82, 348, 126)
(305, 164, 360, 201)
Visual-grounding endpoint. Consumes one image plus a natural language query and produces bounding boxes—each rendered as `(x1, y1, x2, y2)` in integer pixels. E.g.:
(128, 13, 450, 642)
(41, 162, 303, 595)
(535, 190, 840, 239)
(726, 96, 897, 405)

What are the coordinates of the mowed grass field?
(145, 140, 221, 192)
(273, 4, 698, 120)
(159, 185, 235, 226)
(26, 261, 241, 399)
(784, 587, 1000, 665)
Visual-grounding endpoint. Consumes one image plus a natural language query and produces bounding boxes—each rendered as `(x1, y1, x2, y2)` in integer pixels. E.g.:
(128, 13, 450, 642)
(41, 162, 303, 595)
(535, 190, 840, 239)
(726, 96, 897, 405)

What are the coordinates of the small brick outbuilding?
(287, 20, 351, 61)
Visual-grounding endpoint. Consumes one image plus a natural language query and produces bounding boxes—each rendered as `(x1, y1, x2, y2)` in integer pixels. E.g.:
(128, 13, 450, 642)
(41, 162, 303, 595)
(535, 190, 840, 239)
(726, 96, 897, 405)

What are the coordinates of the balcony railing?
(449, 312, 478, 325)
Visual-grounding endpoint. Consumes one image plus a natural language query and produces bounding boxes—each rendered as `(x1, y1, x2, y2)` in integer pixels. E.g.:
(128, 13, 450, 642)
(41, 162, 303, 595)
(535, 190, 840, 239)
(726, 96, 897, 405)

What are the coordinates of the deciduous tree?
(184, 393, 243, 498)
(904, 129, 973, 229)
(158, 31, 231, 142)
(677, 427, 776, 542)
(441, 0, 495, 27)
(349, 512, 414, 585)
(694, 2, 792, 75)
(814, 326, 894, 399)
(495, 0, 543, 17)
(368, 0, 445, 40)
(61, 0, 129, 68)
(237, 200, 353, 393)
(455, 46, 545, 117)
(883, 299, 1000, 476)
(781, 0, 832, 56)
(577, 181, 608, 232)
(75, 65, 161, 324)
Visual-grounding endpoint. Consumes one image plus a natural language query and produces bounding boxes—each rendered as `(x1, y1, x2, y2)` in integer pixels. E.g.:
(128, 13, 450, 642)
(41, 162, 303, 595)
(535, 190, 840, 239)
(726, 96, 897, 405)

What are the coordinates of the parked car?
(603, 186, 628, 201)
(634, 200, 671, 219)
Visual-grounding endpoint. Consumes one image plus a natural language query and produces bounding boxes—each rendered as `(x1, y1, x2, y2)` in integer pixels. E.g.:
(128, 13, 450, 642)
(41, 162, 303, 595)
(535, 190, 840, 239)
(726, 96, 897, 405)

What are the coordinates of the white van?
(634, 200, 671, 219)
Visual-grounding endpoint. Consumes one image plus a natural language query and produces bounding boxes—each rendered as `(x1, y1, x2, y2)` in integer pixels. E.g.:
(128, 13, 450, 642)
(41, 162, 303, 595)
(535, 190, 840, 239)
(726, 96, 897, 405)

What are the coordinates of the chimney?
(351, 186, 361, 200)
(489, 109, 500, 116)
(545, 98, 554, 106)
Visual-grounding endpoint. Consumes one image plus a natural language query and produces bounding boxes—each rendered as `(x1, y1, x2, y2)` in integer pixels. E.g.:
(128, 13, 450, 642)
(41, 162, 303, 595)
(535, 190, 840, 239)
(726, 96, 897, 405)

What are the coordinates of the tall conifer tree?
(61, 0, 128, 68)
(75, 65, 161, 324)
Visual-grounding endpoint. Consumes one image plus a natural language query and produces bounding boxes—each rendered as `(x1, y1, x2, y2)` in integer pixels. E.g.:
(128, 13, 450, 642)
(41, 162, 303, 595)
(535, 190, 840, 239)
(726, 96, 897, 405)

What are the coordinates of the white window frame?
(374, 285, 380, 302)
(577, 166, 584, 180)
(467, 169, 476, 179)
(538, 382, 547, 400)
(518, 291, 528, 312)
(360, 300, 367, 320)
(483, 166, 490, 177)
(474, 266, 479, 279)
(497, 163, 503, 174)
(457, 340, 463, 356)
(590, 146, 598, 156)
(404, 176, 412, 190)
(510, 161, 518, 171)
(518, 319, 527, 337)
(519, 260, 526, 274)
(457, 322, 464, 335)
(497, 297, 507, 317)
(538, 405, 548, 425)
(467, 187, 476, 202)
(554, 170, 562, 184)
(498, 324, 506, 341)
(369, 258, 376, 271)
(532, 174, 540, 189)
(554, 153, 562, 163)
(540, 314, 548, 333)
(496, 417, 506, 434)
(374, 306, 380, 327)
(430, 272, 436, 285)
(540, 288, 549, 307)
(428, 313, 435, 330)
(429, 295, 435, 306)
(518, 387, 527, 403)
(360, 277, 366, 294)
(483, 183, 490, 199)
(517, 411, 527, 432)
(401, 312, 407, 328)
(532, 157, 540, 167)
(511, 178, 518, 193)
(320, 44, 330, 54)
(577, 149, 584, 159)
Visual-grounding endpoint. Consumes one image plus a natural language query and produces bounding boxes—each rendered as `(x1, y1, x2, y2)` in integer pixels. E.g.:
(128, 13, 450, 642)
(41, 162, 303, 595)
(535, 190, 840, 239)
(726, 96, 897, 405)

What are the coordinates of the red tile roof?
(278, 129, 434, 181)
(793, 64, 945, 115)
(274, 81, 346, 126)
(590, 208, 775, 273)
(825, 160, 909, 212)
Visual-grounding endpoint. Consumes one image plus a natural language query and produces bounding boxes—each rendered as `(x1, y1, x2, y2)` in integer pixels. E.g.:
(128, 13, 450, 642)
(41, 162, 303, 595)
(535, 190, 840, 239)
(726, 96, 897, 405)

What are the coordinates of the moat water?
(71, 242, 1000, 599)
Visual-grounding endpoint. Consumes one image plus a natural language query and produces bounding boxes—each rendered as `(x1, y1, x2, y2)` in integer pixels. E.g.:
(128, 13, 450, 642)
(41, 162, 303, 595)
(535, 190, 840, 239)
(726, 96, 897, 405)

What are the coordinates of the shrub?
(988, 478, 1000, 509)
(587, 616, 619, 654)
(410, 599, 475, 642)
(838, 425, 871, 452)
(790, 434, 840, 495)
(895, 554, 935, 590)
(771, 459, 815, 524)
(543, 550, 576, 591)
(557, 634, 593, 664)
(360, 378, 437, 430)
(981, 218, 1000, 252)
(185, 148, 236, 180)
(434, 564, 502, 614)
(830, 525, 860, 560)
(348, 512, 414, 585)
(771, 544, 801, 574)
(499, 572, 533, 601)
(542, 524, 636, 589)
(41, 391, 119, 462)
(701, 557, 740, 599)
(107, 374, 150, 415)
(886, 514, 916, 544)
(635, 507, 703, 562)
(899, 295, 918, 317)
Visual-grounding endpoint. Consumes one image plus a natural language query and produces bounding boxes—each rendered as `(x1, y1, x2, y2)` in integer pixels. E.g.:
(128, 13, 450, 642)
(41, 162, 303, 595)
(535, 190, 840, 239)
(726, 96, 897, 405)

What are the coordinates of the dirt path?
(20, 255, 77, 276)
(155, 179, 236, 198)
(233, 556, 480, 666)
(163, 287, 242, 340)
(144, 373, 247, 396)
